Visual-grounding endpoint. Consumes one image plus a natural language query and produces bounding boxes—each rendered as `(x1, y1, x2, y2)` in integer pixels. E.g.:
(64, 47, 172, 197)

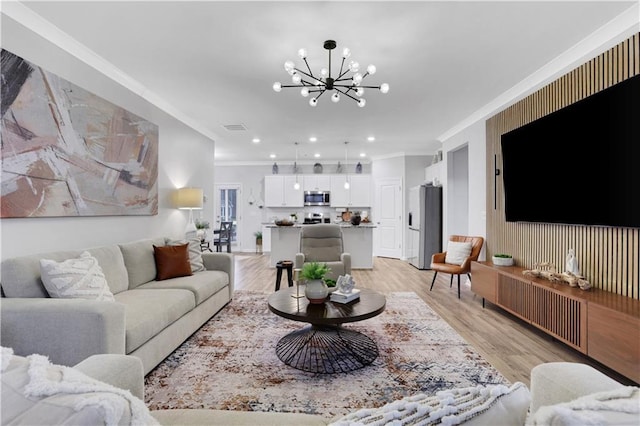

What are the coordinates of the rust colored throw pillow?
(153, 244, 192, 281)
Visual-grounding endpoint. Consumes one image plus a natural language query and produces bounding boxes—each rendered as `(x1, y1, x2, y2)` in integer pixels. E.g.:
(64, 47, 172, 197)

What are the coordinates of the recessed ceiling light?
(367, 136, 375, 142)
(270, 154, 276, 159)
(360, 152, 366, 157)
(314, 153, 320, 158)
(309, 137, 317, 142)
(252, 138, 260, 143)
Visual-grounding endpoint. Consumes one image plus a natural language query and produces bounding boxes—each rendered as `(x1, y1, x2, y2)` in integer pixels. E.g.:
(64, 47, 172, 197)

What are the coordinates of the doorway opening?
(214, 184, 242, 251)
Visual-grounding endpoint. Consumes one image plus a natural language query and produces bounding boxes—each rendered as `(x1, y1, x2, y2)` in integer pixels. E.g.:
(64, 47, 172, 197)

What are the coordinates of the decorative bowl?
(492, 255, 514, 266)
(275, 220, 294, 227)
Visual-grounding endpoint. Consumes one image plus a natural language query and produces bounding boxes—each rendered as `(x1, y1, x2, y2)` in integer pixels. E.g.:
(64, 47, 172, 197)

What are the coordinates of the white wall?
(0, 15, 215, 262)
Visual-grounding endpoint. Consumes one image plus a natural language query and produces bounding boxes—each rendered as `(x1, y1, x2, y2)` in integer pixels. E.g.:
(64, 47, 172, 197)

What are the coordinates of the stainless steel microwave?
(304, 191, 330, 206)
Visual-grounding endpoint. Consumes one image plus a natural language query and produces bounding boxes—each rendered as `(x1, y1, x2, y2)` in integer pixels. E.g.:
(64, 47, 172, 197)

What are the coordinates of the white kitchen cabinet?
(303, 175, 331, 192)
(341, 225, 374, 269)
(261, 225, 272, 252)
(330, 174, 371, 207)
(264, 175, 303, 207)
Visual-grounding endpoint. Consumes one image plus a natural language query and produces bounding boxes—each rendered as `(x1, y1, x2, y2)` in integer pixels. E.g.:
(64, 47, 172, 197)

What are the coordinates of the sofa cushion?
(153, 244, 192, 281)
(118, 238, 165, 289)
(138, 270, 229, 305)
(331, 382, 530, 426)
(166, 237, 205, 273)
(39, 252, 115, 301)
(1, 245, 128, 298)
(445, 241, 473, 265)
(114, 289, 196, 354)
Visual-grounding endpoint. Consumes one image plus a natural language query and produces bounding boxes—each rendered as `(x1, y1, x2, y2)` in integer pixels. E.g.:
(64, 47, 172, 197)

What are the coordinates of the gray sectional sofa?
(0, 237, 234, 375)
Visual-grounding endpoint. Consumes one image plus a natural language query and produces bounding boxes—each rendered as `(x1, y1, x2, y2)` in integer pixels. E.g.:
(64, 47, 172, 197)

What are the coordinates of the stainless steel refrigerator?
(408, 184, 442, 269)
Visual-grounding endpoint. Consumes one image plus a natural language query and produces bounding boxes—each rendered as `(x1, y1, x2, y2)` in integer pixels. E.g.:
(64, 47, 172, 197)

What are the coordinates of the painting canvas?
(1, 49, 158, 217)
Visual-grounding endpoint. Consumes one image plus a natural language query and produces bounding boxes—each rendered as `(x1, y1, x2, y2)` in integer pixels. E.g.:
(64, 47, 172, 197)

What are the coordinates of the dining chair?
(214, 221, 233, 253)
(429, 235, 484, 299)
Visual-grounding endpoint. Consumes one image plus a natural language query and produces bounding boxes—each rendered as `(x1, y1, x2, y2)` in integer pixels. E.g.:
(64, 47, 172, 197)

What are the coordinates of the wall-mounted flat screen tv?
(500, 74, 639, 228)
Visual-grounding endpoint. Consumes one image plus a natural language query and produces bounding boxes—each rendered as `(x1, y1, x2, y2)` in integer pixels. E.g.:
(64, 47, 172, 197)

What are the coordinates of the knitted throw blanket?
(1, 347, 158, 426)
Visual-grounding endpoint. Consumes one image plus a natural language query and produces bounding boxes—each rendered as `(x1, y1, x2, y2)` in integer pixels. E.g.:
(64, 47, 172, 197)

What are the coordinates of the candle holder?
(292, 268, 305, 299)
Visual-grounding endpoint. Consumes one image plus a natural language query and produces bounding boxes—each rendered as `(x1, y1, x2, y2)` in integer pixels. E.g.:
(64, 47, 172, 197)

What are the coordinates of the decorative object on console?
(272, 39, 389, 107)
(336, 274, 355, 294)
(565, 248, 580, 275)
(175, 187, 204, 234)
(194, 219, 210, 242)
(350, 212, 362, 226)
(0, 49, 159, 218)
(523, 262, 592, 290)
(492, 253, 514, 266)
(335, 161, 343, 173)
(356, 162, 363, 174)
(300, 261, 330, 304)
(272, 162, 278, 174)
(313, 163, 323, 174)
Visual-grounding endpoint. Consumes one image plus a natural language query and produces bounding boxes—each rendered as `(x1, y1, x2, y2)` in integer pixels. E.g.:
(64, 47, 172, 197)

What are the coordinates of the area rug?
(144, 291, 508, 418)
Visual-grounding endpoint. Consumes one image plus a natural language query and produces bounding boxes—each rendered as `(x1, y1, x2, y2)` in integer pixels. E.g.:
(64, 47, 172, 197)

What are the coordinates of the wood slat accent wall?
(486, 33, 639, 299)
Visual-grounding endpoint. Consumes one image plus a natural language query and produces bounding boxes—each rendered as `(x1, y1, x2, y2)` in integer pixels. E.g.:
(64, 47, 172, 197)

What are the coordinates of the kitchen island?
(264, 223, 375, 269)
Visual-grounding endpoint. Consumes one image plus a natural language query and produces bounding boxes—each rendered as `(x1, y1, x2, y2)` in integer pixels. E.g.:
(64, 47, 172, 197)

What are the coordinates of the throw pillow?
(166, 237, 205, 273)
(331, 382, 530, 426)
(153, 244, 192, 281)
(445, 241, 473, 265)
(40, 252, 115, 301)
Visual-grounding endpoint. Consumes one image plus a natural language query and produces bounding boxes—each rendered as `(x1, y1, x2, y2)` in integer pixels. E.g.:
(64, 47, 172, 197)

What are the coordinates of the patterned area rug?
(144, 291, 508, 419)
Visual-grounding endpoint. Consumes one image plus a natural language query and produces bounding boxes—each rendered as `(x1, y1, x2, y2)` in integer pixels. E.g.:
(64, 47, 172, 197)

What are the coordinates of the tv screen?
(501, 74, 640, 228)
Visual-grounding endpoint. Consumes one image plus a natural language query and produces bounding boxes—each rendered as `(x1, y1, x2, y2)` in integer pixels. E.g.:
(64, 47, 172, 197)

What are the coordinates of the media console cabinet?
(471, 261, 640, 383)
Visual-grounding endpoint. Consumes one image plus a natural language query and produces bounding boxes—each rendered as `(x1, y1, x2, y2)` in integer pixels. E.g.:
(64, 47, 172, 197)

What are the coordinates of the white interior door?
(374, 177, 403, 259)
(214, 184, 242, 250)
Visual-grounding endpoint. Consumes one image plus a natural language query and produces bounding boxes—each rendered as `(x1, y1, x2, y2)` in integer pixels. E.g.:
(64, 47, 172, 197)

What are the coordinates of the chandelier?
(273, 39, 389, 107)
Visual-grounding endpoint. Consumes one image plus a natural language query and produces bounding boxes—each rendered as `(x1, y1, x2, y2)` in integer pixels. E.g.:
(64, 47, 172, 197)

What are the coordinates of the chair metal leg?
(449, 275, 454, 288)
(429, 272, 438, 291)
(467, 273, 472, 283)
(457, 275, 461, 299)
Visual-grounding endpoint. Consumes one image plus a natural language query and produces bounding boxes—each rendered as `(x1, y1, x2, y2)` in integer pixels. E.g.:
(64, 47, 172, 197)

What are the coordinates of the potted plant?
(254, 231, 262, 245)
(195, 219, 210, 241)
(492, 253, 514, 266)
(300, 262, 331, 304)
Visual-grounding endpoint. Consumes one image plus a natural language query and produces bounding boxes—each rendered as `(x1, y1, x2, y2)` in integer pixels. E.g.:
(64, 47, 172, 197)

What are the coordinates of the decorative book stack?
(330, 288, 361, 304)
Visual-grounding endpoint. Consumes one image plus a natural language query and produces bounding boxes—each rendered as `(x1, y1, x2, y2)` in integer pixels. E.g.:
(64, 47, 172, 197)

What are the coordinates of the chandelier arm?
(315, 89, 327, 100)
(293, 67, 320, 82)
(302, 58, 314, 78)
(334, 84, 381, 89)
(338, 57, 346, 78)
(334, 87, 360, 103)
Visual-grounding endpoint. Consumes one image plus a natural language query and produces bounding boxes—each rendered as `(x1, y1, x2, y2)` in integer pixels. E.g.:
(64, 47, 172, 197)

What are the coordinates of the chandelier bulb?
(273, 82, 282, 92)
(320, 68, 328, 78)
(356, 88, 364, 97)
(284, 60, 295, 73)
(292, 73, 302, 84)
(342, 47, 351, 59)
(344, 181, 350, 189)
(298, 48, 307, 59)
(353, 73, 363, 85)
(331, 92, 340, 103)
(367, 64, 377, 75)
(358, 99, 366, 108)
(348, 61, 359, 72)
(309, 97, 318, 107)
(300, 88, 309, 97)
(380, 83, 390, 94)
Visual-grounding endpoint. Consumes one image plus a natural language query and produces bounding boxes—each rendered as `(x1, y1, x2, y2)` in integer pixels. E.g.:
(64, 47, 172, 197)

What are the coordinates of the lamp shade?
(176, 188, 203, 210)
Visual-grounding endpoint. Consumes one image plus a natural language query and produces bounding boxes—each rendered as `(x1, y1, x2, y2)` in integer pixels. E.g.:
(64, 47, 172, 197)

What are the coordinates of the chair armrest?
(341, 253, 352, 274)
(202, 252, 235, 295)
(529, 362, 624, 414)
(295, 253, 305, 270)
(74, 354, 144, 400)
(432, 252, 446, 264)
(0, 298, 126, 367)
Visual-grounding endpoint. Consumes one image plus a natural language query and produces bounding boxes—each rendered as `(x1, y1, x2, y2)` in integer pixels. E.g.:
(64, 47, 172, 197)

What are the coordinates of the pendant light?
(293, 142, 300, 190)
(343, 141, 350, 189)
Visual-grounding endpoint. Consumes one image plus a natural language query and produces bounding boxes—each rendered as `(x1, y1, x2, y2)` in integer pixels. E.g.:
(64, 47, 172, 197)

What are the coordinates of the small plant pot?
(492, 255, 514, 266)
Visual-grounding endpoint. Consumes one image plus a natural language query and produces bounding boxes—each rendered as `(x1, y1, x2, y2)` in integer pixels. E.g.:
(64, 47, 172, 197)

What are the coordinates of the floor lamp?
(176, 187, 203, 235)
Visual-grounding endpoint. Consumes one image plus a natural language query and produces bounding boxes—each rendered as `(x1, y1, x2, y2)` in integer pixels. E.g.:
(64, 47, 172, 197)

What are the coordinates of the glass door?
(214, 184, 241, 250)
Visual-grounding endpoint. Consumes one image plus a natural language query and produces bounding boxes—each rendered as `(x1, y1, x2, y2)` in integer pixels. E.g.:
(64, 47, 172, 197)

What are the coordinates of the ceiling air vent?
(223, 124, 247, 131)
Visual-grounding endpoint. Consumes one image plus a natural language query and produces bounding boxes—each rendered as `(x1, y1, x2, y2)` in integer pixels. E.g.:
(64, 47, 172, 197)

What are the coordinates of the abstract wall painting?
(1, 49, 159, 218)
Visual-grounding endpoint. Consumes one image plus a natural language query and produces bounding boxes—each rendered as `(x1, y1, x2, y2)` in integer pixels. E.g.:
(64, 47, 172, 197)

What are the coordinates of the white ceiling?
(15, 1, 637, 164)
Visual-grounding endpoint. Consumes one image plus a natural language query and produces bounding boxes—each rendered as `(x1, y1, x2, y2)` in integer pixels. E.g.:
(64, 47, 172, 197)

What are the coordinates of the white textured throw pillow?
(167, 238, 205, 273)
(331, 382, 530, 426)
(40, 252, 115, 301)
(445, 241, 473, 265)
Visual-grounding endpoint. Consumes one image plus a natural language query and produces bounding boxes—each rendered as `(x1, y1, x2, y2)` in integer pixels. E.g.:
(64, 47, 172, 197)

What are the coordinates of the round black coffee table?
(267, 287, 386, 374)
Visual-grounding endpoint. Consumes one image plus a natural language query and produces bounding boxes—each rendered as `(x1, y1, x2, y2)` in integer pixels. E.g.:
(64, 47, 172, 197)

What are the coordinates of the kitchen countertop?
(263, 222, 376, 228)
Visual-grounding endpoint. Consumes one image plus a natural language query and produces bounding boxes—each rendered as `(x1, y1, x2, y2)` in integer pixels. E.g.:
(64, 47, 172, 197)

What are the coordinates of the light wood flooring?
(232, 252, 636, 386)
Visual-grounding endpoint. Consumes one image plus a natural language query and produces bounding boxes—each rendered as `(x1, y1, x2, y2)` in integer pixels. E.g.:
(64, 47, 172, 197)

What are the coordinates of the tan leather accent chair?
(295, 224, 351, 281)
(429, 235, 484, 299)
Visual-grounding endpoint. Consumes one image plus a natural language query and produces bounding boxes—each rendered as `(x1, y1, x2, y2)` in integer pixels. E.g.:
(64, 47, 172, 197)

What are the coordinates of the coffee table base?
(275, 325, 378, 374)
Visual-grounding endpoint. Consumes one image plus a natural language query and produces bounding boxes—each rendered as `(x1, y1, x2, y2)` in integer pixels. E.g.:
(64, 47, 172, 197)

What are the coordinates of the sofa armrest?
(74, 354, 144, 400)
(202, 252, 235, 295)
(529, 362, 624, 414)
(0, 298, 126, 367)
